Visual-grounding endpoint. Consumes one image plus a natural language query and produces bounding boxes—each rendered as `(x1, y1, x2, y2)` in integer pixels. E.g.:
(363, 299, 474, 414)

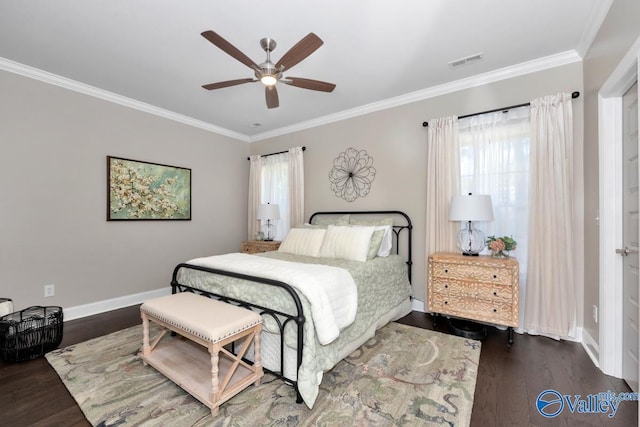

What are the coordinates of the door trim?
(598, 36, 640, 377)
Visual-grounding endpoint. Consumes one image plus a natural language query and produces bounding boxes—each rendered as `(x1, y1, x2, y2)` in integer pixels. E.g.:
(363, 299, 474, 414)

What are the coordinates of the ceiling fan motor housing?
(257, 37, 280, 83)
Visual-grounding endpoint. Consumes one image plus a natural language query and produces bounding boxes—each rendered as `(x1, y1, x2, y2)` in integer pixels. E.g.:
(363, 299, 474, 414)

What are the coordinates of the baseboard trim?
(66, 294, 425, 322)
(411, 298, 426, 313)
(64, 288, 171, 321)
(581, 328, 601, 369)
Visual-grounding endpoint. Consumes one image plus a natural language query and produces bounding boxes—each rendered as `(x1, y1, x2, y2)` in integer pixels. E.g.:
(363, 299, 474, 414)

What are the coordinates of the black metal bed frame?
(170, 210, 413, 403)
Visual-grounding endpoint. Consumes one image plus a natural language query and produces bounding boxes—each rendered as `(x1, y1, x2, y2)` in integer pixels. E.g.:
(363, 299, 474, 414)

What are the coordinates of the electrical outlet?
(44, 284, 55, 297)
(593, 305, 598, 323)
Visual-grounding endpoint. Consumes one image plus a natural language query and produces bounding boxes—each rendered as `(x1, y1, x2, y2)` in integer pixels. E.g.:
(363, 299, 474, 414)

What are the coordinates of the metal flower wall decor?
(329, 147, 376, 202)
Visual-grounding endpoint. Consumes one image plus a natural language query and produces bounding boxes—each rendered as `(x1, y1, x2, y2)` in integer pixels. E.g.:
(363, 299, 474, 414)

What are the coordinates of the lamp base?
(261, 221, 277, 242)
(457, 222, 486, 256)
(461, 252, 480, 256)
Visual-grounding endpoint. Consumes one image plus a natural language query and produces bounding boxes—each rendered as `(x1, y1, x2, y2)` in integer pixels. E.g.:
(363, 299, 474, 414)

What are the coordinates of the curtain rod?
(247, 146, 306, 161)
(421, 91, 580, 127)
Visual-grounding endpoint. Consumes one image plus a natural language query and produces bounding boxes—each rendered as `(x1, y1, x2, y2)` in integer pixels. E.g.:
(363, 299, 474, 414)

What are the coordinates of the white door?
(621, 81, 639, 392)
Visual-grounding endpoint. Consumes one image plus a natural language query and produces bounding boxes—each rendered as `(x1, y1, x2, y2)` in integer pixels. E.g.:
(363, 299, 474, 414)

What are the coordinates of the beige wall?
(0, 70, 249, 311)
(1, 1, 634, 346)
(582, 0, 640, 345)
(251, 62, 585, 311)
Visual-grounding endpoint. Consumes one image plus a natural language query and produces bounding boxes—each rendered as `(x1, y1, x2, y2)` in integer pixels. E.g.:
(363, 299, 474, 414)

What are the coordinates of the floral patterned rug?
(46, 322, 480, 426)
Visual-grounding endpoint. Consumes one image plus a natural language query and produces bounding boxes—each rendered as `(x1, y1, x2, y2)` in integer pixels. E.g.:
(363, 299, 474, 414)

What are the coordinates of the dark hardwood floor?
(398, 312, 637, 427)
(0, 307, 636, 426)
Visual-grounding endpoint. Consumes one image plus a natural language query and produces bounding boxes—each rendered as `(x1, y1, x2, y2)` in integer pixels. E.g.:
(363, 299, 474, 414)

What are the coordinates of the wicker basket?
(0, 305, 63, 362)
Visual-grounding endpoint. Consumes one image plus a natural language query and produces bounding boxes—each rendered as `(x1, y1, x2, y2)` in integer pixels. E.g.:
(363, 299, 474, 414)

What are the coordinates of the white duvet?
(186, 252, 357, 345)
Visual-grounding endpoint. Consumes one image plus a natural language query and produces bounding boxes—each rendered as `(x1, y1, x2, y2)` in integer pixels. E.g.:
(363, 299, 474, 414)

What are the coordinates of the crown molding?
(0, 57, 249, 142)
(1, 51, 582, 144)
(575, 0, 613, 58)
(249, 50, 582, 142)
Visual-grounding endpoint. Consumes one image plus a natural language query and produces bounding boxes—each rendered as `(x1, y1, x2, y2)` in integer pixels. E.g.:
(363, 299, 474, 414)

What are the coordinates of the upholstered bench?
(140, 292, 263, 416)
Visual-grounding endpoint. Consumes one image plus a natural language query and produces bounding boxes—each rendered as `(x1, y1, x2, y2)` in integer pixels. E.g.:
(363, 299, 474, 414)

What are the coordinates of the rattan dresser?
(428, 252, 519, 344)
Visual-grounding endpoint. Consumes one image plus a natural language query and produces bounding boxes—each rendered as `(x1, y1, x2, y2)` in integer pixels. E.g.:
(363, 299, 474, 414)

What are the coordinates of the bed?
(170, 210, 413, 408)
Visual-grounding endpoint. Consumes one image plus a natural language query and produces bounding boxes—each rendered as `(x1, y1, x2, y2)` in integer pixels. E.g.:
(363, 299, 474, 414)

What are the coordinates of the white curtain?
(288, 147, 305, 228)
(524, 93, 576, 338)
(425, 116, 460, 257)
(247, 155, 262, 240)
(261, 152, 290, 241)
(458, 106, 531, 328)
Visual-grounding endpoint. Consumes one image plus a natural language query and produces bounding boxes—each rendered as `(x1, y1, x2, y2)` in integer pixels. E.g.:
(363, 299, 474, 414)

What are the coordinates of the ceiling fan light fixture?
(260, 74, 278, 86)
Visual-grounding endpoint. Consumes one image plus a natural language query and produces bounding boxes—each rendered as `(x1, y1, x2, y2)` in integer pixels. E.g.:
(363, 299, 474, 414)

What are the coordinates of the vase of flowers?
(486, 235, 517, 258)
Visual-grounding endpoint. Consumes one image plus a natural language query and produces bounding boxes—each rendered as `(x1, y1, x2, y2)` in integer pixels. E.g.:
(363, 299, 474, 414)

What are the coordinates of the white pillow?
(374, 225, 393, 257)
(349, 217, 394, 257)
(318, 225, 376, 262)
(278, 228, 327, 257)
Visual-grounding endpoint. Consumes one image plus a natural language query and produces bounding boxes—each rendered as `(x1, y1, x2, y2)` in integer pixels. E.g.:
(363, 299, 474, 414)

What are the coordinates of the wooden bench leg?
(141, 314, 168, 357)
(141, 312, 150, 365)
(210, 343, 220, 417)
(253, 327, 262, 386)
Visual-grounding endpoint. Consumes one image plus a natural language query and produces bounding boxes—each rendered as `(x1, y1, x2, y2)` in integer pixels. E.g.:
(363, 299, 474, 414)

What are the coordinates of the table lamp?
(256, 203, 280, 241)
(449, 194, 494, 255)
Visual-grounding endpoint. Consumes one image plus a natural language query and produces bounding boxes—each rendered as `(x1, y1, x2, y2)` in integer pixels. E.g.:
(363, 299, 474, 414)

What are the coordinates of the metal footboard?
(171, 262, 305, 403)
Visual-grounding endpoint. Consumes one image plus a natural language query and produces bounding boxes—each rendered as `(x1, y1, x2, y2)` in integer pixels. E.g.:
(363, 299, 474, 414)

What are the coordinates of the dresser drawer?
(472, 297, 518, 326)
(428, 292, 517, 326)
(241, 240, 281, 254)
(431, 279, 513, 302)
(429, 292, 477, 317)
(430, 261, 513, 286)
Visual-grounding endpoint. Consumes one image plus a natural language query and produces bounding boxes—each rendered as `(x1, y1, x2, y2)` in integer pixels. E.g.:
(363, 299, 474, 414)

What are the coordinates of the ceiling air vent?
(448, 52, 484, 69)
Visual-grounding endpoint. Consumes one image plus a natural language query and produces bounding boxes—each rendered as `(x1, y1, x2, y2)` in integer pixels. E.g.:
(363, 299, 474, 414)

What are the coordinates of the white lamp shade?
(449, 194, 494, 222)
(257, 203, 280, 220)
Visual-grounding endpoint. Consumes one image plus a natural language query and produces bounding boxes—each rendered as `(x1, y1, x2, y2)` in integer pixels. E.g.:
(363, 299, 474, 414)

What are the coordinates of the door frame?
(598, 36, 640, 377)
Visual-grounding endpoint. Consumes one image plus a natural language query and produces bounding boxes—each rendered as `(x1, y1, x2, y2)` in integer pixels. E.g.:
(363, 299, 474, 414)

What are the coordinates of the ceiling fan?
(201, 31, 336, 109)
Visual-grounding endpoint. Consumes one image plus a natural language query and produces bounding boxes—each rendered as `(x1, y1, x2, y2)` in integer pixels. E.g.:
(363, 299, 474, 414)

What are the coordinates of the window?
(458, 106, 530, 281)
(260, 152, 290, 241)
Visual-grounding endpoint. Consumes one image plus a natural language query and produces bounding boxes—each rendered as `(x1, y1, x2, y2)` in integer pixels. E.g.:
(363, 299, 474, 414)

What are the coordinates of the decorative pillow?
(278, 228, 327, 257)
(350, 217, 394, 257)
(367, 228, 386, 260)
(318, 225, 376, 262)
(312, 214, 350, 226)
(375, 225, 393, 257)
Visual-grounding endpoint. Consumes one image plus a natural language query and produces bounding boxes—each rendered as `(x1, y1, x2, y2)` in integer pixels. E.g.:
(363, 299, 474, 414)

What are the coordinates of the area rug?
(46, 322, 480, 426)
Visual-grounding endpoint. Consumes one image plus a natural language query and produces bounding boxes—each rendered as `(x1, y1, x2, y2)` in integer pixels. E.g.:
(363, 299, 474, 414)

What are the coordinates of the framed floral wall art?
(107, 156, 191, 221)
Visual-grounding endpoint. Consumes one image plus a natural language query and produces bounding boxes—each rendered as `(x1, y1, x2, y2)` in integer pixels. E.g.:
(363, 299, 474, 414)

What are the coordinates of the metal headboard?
(308, 210, 413, 283)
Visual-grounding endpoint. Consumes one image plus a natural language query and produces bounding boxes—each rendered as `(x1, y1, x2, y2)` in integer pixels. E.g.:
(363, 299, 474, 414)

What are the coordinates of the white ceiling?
(0, 1, 606, 141)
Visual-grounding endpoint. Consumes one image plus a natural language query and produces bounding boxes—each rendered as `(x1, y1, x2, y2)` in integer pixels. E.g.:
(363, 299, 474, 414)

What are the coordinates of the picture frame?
(107, 156, 191, 221)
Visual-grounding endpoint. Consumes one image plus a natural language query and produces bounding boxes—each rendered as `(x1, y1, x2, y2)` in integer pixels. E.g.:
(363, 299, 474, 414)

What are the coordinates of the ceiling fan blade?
(201, 30, 259, 70)
(275, 33, 323, 71)
(284, 77, 336, 92)
(265, 86, 279, 109)
(202, 78, 255, 90)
